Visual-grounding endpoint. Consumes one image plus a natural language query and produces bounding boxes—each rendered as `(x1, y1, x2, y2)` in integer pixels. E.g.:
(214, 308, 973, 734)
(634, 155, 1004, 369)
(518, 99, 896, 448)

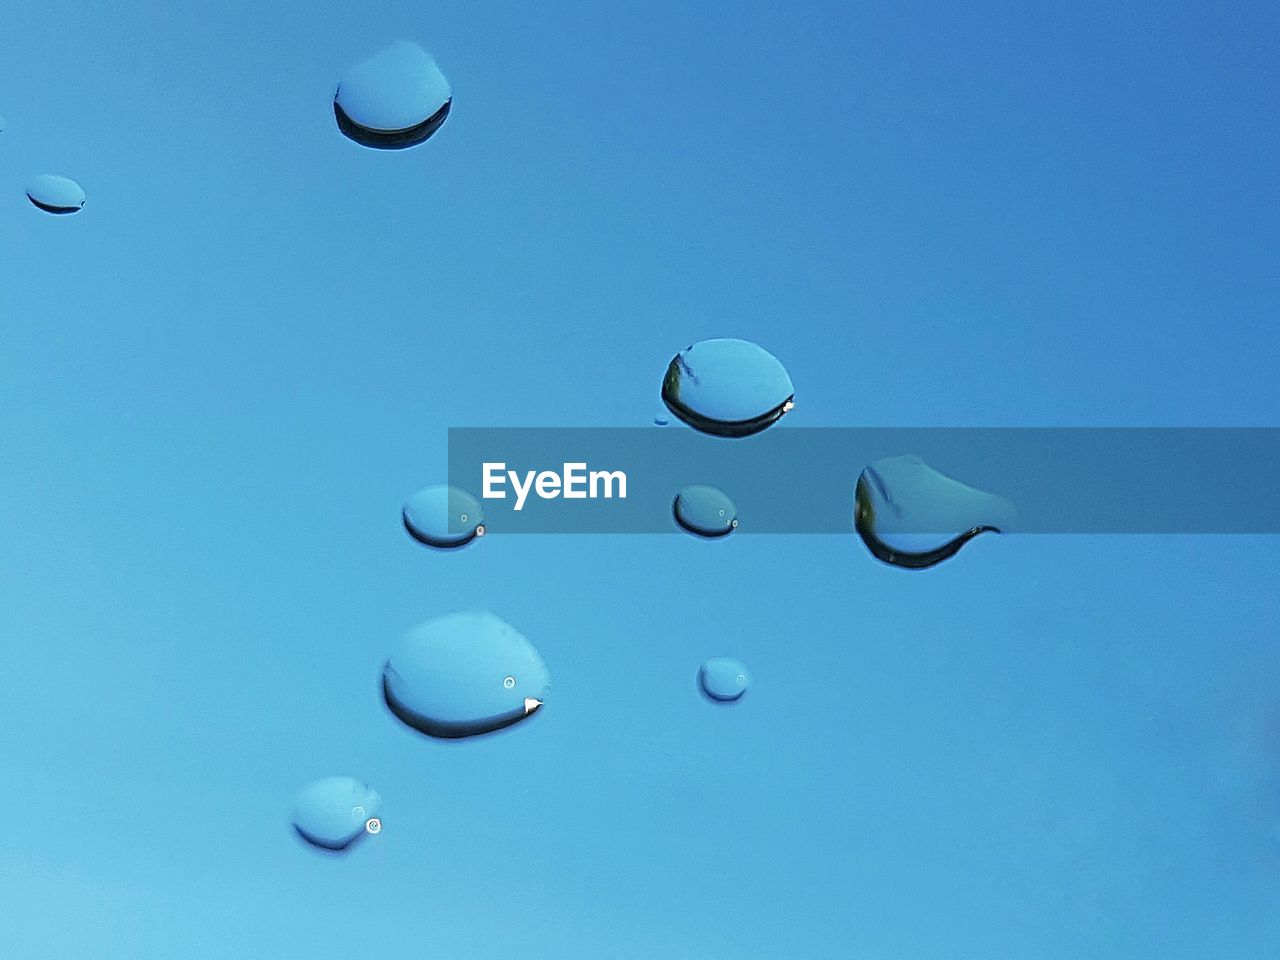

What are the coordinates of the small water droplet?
(292, 776, 382, 852)
(402, 484, 484, 548)
(661, 338, 794, 437)
(334, 41, 451, 149)
(673, 484, 738, 537)
(699, 657, 750, 702)
(502, 675, 516, 689)
(854, 455, 1015, 569)
(654, 414, 671, 426)
(26, 174, 85, 215)
(382, 612, 551, 739)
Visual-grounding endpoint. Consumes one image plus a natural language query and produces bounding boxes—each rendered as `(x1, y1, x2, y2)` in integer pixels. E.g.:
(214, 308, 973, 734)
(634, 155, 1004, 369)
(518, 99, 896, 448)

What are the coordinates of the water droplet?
(382, 612, 550, 739)
(292, 776, 382, 851)
(661, 338, 794, 437)
(699, 657, 750, 702)
(334, 41, 451, 149)
(854, 455, 1016, 569)
(673, 484, 738, 537)
(26, 174, 85, 215)
(653, 414, 670, 426)
(402, 484, 484, 548)
(502, 675, 516, 689)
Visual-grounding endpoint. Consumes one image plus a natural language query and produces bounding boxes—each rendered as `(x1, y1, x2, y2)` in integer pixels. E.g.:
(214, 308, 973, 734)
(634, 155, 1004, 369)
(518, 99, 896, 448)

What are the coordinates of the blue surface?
(1, 1, 1278, 957)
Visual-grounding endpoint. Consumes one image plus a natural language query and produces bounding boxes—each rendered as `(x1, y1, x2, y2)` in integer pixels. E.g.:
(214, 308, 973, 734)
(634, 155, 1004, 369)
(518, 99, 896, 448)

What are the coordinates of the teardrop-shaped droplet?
(292, 776, 382, 852)
(382, 612, 550, 739)
(26, 174, 85, 214)
(402, 484, 484, 548)
(334, 41, 451, 149)
(673, 484, 738, 537)
(661, 338, 794, 438)
(699, 657, 750, 702)
(854, 455, 1015, 569)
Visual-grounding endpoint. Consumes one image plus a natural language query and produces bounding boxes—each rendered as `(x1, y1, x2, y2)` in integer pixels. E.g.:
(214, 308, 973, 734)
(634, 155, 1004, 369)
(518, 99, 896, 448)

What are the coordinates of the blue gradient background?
(2, 2, 1278, 957)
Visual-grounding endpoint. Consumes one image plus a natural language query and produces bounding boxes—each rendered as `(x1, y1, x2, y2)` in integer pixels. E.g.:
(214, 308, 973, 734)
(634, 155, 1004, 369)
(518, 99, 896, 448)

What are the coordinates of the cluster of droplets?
(656, 336, 1012, 565)
(290, 41, 554, 853)
(14, 35, 1013, 853)
(358, 321, 1015, 853)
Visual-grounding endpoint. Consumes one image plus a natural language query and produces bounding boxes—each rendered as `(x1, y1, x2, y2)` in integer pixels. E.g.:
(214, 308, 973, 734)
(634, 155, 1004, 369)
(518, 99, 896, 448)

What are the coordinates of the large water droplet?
(661, 338, 794, 438)
(402, 484, 484, 548)
(26, 174, 85, 214)
(383, 612, 550, 739)
(699, 657, 750, 702)
(673, 484, 738, 537)
(292, 776, 382, 852)
(854, 455, 1015, 569)
(334, 41, 451, 149)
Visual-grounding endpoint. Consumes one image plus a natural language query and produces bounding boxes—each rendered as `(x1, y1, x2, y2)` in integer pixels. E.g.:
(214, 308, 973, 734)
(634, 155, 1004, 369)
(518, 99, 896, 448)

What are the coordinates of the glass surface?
(2, 1, 1278, 957)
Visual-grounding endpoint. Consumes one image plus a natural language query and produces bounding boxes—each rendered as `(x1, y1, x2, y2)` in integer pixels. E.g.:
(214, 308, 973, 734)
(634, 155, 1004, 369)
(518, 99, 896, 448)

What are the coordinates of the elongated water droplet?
(334, 41, 451, 149)
(26, 174, 85, 214)
(402, 484, 484, 548)
(661, 338, 794, 438)
(854, 455, 1015, 569)
(699, 657, 750, 702)
(292, 776, 382, 852)
(382, 612, 550, 739)
(673, 484, 738, 537)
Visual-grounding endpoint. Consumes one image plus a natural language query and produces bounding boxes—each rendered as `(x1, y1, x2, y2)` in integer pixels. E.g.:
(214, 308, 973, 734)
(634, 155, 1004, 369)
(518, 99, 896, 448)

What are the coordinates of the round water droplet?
(673, 484, 738, 537)
(335, 41, 451, 149)
(402, 484, 484, 548)
(854, 455, 1016, 569)
(699, 657, 750, 702)
(382, 612, 551, 739)
(292, 776, 382, 851)
(26, 174, 85, 215)
(661, 338, 794, 437)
